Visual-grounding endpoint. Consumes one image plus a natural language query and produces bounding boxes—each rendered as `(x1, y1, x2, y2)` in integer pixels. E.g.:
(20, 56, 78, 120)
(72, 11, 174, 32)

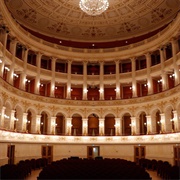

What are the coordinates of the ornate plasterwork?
(0, 130, 180, 144)
(0, 77, 180, 118)
(4, 0, 180, 42)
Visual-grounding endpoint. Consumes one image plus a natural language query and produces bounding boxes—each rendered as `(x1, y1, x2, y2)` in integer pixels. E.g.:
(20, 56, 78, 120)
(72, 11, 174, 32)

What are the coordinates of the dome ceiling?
(4, 0, 180, 45)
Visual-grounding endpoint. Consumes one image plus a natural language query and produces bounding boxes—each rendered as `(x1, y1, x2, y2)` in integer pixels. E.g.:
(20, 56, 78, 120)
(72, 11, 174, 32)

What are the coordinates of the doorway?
(7, 145, 15, 164)
(134, 145, 145, 165)
(42, 145, 53, 164)
(87, 146, 100, 159)
(174, 146, 180, 166)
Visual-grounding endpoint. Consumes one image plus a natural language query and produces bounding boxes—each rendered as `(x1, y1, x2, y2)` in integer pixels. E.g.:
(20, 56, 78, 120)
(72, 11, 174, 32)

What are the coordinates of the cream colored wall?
(100, 144, 134, 161)
(0, 143, 8, 166)
(146, 144, 174, 164)
(54, 144, 87, 160)
(14, 144, 42, 164)
(0, 142, 176, 166)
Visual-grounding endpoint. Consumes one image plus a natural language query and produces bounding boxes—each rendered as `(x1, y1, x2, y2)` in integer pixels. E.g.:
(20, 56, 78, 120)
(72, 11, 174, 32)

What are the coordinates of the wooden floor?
(25, 169, 162, 180)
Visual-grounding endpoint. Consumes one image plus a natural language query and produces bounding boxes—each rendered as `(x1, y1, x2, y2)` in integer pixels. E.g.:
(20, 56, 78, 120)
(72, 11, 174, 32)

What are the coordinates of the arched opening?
(105, 114, 115, 136)
(71, 114, 82, 136)
(26, 110, 32, 133)
(40, 111, 48, 135)
(122, 113, 131, 135)
(55, 113, 65, 135)
(139, 112, 147, 135)
(88, 114, 99, 136)
(156, 110, 161, 134)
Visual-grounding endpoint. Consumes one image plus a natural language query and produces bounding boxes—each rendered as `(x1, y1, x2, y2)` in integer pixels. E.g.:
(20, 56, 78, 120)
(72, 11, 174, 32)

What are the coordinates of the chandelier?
(79, 0, 109, 16)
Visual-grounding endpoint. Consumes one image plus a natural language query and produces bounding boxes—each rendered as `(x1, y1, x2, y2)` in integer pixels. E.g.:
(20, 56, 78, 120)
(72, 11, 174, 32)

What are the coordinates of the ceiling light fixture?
(79, 0, 109, 16)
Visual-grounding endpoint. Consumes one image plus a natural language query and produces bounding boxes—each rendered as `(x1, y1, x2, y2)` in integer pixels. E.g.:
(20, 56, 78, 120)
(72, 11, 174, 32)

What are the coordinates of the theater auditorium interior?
(0, 0, 180, 179)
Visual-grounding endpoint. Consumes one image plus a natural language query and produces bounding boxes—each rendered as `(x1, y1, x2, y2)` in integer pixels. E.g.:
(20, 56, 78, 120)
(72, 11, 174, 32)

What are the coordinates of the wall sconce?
(13, 73, 19, 78)
(99, 89, 104, 93)
(157, 120, 161, 125)
(4, 67, 10, 71)
(68, 87, 73, 92)
(144, 83, 148, 87)
(4, 114, 10, 119)
(26, 120, 30, 124)
(83, 89, 88, 93)
(115, 88, 119, 92)
(157, 79, 162, 83)
(0, 59, 2, 63)
(25, 79, 30, 83)
(14, 117, 18, 121)
(129, 87, 133, 90)
(39, 83, 43, 87)
(169, 74, 175, 78)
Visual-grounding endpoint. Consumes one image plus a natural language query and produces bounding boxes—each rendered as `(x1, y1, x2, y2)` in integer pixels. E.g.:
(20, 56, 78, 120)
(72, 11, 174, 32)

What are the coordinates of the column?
(18, 112, 28, 132)
(19, 48, 28, 90)
(50, 58, 56, 97)
(159, 48, 168, 90)
(99, 118, 105, 135)
(32, 115, 41, 134)
(66, 60, 72, 99)
(160, 113, 165, 133)
(9, 110, 15, 130)
(171, 38, 180, 85)
(115, 118, 121, 135)
(65, 117, 72, 135)
(131, 58, 137, 97)
(7, 40, 17, 85)
(47, 117, 56, 135)
(151, 113, 158, 134)
(145, 53, 153, 95)
(172, 110, 180, 132)
(2, 29, 8, 54)
(83, 61, 88, 100)
(0, 106, 6, 128)
(82, 118, 88, 135)
(34, 53, 41, 94)
(115, 60, 120, 99)
(130, 116, 138, 135)
(31, 114, 41, 134)
(99, 61, 104, 100)
(0, 56, 5, 77)
(146, 115, 152, 134)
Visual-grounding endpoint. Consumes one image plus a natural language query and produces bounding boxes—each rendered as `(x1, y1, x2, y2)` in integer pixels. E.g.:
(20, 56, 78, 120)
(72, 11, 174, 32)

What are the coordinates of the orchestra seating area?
(1, 157, 179, 179)
(37, 158, 151, 179)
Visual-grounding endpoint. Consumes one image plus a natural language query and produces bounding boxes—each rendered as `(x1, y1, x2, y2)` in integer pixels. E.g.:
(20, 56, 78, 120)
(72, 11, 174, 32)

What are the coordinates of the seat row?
(0, 157, 48, 179)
